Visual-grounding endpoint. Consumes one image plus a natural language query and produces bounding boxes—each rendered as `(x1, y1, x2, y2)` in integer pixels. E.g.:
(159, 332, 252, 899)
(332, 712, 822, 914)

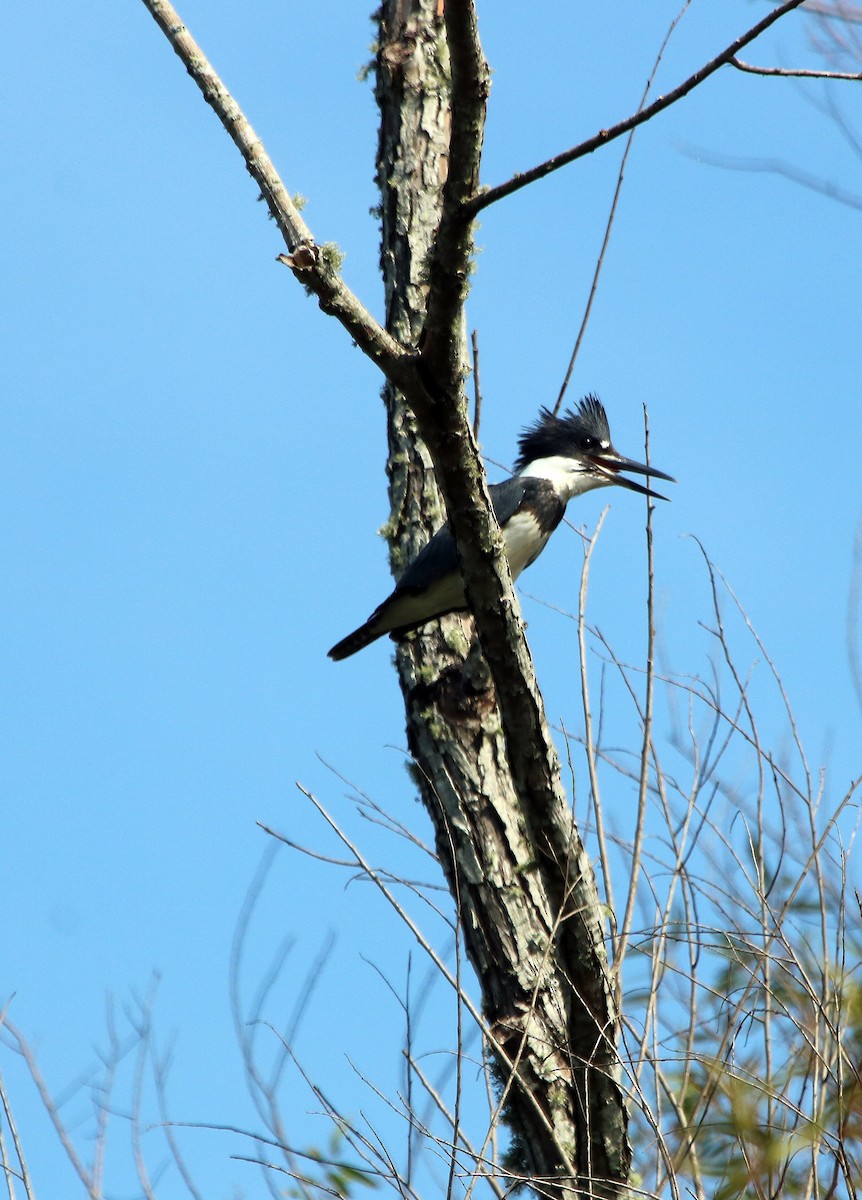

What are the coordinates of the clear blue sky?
(3, 2, 861, 1195)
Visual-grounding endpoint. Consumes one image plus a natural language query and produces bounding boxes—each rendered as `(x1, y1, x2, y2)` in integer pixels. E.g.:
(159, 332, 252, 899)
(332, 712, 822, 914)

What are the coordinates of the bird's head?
(515, 394, 675, 501)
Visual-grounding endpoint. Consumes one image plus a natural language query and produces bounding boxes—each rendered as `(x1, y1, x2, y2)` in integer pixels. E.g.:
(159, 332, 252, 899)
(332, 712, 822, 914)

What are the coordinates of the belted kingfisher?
(328, 395, 674, 660)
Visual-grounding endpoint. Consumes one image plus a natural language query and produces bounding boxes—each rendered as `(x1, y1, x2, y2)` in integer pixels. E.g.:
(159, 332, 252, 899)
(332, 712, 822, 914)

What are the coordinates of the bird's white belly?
(503, 510, 549, 578)
(378, 512, 548, 636)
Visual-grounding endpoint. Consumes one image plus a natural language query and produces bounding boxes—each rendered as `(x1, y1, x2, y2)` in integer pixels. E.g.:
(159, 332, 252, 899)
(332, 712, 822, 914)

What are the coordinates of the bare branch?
(3, 1020, 99, 1198)
(730, 53, 862, 78)
(422, 0, 489, 366)
(686, 148, 862, 210)
(555, 1, 693, 414)
(0, 1067, 36, 1200)
(466, 0, 810, 216)
(151, 1042, 205, 1200)
(470, 329, 482, 439)
(139, 0, 409, 377)
(804, 0, 862, 23)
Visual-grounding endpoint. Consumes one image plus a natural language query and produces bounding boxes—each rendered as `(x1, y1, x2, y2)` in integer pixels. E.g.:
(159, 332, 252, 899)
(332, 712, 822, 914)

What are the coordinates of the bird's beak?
(590, 451, 676, 501)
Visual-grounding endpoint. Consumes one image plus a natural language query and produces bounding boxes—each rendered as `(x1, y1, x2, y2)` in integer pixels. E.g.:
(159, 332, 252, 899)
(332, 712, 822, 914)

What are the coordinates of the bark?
(374, 3, 630, 1195)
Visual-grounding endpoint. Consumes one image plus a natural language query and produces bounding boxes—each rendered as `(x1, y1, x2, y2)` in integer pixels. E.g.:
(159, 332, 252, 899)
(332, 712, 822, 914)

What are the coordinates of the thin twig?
(3, 1022, 97, 1197)
(437, 816, 464, 1200)
(151, 1041, 205, 1200)
(805, 0, 862, 21)
(578, 510, 612, 917)
(277, 789, 579, 1177)
(554, 1, 692, 414)
(268, 795, 489, 1062)
(0, 1069, 35, 1200)
(130, 983, 160, 1200)
(681, 145, 862, 210)
(405, 1053, 506, 1200)
(731, 53, 862, 78)
(615, 411, 658, 976)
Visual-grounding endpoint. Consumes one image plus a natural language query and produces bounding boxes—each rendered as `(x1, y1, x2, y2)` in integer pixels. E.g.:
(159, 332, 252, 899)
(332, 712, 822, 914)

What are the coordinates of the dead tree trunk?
(374, 4, 630, 1195)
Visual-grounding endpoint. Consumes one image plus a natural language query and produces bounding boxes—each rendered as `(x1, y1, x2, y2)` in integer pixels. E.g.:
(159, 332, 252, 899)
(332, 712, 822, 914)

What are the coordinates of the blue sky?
(3, 2, 861, 1196)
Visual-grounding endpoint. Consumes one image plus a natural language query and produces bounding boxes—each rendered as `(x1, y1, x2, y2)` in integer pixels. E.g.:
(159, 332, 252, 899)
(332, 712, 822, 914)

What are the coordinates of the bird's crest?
(514, 394, 611, 472)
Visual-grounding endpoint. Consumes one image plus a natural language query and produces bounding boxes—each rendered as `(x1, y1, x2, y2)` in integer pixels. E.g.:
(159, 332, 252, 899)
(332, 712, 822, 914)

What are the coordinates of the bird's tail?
(327, 619, 385, 661)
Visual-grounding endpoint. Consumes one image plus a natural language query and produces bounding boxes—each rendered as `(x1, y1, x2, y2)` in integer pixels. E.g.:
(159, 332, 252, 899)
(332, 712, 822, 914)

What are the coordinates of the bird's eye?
(582, 436, 597, 450)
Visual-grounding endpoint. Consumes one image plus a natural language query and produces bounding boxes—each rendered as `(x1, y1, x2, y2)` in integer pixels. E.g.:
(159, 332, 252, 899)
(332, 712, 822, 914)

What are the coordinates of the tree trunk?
(374, 3, 630, 1195)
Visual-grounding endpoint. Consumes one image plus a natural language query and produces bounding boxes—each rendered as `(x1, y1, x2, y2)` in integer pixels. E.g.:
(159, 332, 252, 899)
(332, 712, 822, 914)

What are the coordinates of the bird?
(328, 394, 674, 660)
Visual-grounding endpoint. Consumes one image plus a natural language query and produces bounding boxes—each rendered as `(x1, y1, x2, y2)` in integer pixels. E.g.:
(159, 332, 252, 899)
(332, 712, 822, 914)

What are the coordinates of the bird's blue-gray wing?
(327, 476, 536, 660)
(395, 477, 529, 590)
(488, 476, 530, 527)
(395, 524, 460, 592)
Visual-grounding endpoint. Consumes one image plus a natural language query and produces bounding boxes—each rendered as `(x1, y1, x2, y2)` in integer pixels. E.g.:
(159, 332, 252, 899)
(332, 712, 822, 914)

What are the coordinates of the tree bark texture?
(374, 3, 630, 1195)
